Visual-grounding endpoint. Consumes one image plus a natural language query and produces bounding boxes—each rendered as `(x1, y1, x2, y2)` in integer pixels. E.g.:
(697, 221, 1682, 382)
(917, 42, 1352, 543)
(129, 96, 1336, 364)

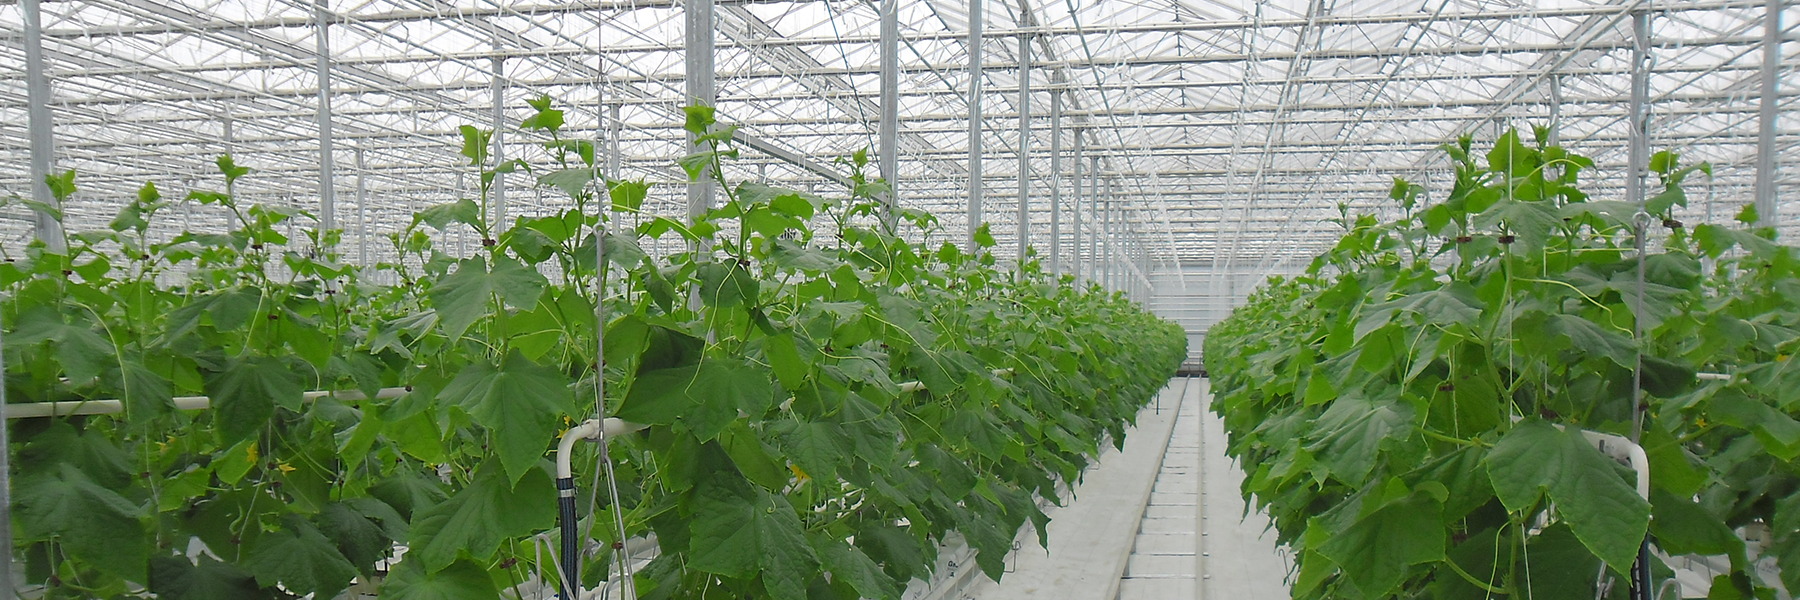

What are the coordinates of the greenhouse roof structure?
(0, 0, 1795, 285)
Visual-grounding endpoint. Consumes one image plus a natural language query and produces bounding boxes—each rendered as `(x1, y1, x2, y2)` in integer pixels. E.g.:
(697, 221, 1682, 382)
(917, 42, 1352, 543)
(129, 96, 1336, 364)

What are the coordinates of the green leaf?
(1735, 203, 1760, 225)
(1707, 388, 1800, 461)
(720, 420, 789, 490)
(682, 105, 716, 136)
(1486, 420, 1649, 574)
(437, 351, 573, 484)
(370, 473, 448, 522)
(603, 231, 647, 268)
(378, 558, 499, 600)
(9, 308, 116, 386)
(973, 223, 995, 248)
(315, 502, 394, 576)
(407, 461, 555, 573)
(206, 355, 304, 444)
(816, 539, 900, 600)
(243, 515, 358, 600)
(609, 179, 650, 212)
(764, 333, 808, 389)
(150, 555, 269, 600)
(781, 421, 846, 484)
(16, 463, 149, 583)
(696, 262, 759, 308)
(1552, 314, 1636, 369)
(618, 360, 774, 442)
(458, 125, 492, 165)
(429, 254, 549, 342)
(538, 168, 594, 199)
(1317, 490, 1445, 598)
(688, 482, 819, 600)
(521, 97, 564, 131)
(1649, 489, 1744, 559)
(1304, 393, 1416, 485)
(413, 199, 481, 231)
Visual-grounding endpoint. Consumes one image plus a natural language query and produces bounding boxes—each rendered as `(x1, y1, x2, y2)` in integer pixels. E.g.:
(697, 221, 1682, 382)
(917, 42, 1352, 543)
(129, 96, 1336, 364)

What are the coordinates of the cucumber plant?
(1207, 128, 1799, 599)
(2, 100, 1185, 599)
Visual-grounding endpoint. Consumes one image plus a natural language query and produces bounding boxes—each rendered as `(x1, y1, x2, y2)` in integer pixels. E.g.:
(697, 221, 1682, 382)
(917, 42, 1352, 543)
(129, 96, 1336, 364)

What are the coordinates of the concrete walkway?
(961, 378, 1290, 600)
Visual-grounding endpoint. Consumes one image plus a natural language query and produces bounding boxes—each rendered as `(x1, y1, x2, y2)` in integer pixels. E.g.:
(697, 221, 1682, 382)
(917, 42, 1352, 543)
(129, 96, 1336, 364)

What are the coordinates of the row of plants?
(5, 99, 1187, 599)
(1206, 129, 1799, 599)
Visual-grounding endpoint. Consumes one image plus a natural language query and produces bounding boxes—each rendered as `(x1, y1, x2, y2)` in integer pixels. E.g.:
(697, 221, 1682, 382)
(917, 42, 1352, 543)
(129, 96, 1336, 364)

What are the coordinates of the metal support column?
(878, 0, 899, 228)
(491, 23, 507, 232)
(1094, 185, 1108, 290)
(1756, 0, 1782, 228)
(1626, 11, 1651, 211)
(1050, 83, 1063, 275)
(686, 0, 717, 223)
(355, 147, 368, 266)
(607, 104, 622, 180)
(1072, 129, 1083, 283)
(1016, 32, 1032, 263)
(315, 0, 337, 233)
(1089, 156, 1100, 287)
(1548, 75, 1562, 147)
(967, 0, 984, 249)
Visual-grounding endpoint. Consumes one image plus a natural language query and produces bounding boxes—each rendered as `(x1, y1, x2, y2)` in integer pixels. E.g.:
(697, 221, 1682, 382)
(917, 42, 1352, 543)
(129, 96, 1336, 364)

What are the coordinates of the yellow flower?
(789, 464, 810, 482)
(276, 462, 297, 474)
(245, 442, 259, 465)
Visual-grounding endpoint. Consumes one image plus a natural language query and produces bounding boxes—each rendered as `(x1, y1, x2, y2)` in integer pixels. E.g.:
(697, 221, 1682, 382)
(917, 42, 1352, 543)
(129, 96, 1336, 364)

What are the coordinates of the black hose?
(1629, 536, 1653, 600)
(557, 476, 580, 598)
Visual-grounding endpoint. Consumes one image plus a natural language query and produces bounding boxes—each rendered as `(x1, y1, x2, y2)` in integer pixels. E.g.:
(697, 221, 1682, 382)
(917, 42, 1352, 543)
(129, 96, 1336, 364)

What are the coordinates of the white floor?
(962, 378, 1290, 600)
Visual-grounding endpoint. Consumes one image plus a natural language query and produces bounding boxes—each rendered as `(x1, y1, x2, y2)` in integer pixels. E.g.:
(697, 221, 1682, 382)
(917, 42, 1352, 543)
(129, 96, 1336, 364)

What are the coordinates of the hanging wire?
(583, 6, 636, 598)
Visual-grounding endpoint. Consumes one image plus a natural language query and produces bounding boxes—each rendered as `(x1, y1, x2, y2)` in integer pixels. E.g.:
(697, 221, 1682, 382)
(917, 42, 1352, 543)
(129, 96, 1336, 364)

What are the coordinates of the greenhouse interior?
(0, 0, 1796, 598)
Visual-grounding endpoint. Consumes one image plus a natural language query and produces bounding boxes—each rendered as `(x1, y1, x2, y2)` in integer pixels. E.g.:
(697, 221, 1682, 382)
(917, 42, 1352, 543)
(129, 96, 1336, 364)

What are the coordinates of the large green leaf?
(9, 307, 115, 385)
(149, 555, 270, 600)
(429, 254, 549, 341)
(1304, 393, 1416, 486)
(407, 461, 555, 573)
(1317, 490, 1445, 598)
(243, 515, 359, 600)
(378, 558, 500, 600)
(1486, 420, 1649, 574)
(617, 359, 774, 441)
(315, 501, 395, 576)
(816, 538, 900, 600)
(206, 355, 304, 444)
(15, 463, 148, 583)
(121, 357, 176, 424)
(438, 351, 573, 483)
(687, 482, 819, 600)
(781, 421, 846, 483)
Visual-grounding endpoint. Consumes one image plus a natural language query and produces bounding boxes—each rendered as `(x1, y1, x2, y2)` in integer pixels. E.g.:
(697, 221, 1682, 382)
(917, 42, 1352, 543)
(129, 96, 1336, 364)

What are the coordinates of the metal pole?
(355, 147, 368, 266)
(1626, 11, 1650, 213)
(879, 0, 900, 229)
(1072, 129, 1083, 283)
(23, 0, 61, 252)
(1094, 185, 1108, 290)
(1016, 32, 1032, 263)
(0, 314, 12, 600)
(1627, 14, 1655, 600)
(1548, 75, 1562, 147)
(315, 0, 337, 233)
(967, 0, 984, 249)
(1050, 82, 1063, 275)
(491, 23, 507, 234)
(607, 104, 622, 180)
(686, 0, 717, 225)
(1089, 156, 1100, 287)
(1756, 0, 1781, 229)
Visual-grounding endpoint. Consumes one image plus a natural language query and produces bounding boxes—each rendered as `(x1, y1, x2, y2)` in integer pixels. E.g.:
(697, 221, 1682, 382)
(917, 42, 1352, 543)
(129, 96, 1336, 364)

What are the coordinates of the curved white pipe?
(556, 418, 647, 480)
